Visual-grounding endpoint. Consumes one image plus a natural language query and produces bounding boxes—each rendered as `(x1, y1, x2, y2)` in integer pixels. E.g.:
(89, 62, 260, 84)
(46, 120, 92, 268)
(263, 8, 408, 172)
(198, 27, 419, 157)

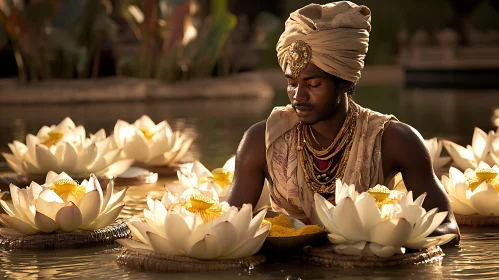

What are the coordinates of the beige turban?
(277, 1, 371, 82)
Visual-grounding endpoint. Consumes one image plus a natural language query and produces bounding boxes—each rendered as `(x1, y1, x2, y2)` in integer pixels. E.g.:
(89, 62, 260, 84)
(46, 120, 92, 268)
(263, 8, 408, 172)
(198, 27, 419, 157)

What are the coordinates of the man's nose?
(292, 85, 309, 103)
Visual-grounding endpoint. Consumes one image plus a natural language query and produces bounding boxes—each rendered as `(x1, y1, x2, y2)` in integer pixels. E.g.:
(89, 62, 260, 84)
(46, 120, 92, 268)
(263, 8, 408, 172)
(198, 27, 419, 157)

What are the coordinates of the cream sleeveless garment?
(264, 103, 397, 222)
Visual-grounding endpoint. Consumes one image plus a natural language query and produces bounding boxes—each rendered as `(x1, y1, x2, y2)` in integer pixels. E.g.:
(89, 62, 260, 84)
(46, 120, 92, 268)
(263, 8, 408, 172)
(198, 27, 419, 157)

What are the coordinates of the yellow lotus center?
(183, 194, 224, 223)
(367, 185, 391, 201)
(140, 128, 155, 140)
(196, 168, 233, 189)
(48, 179, 86, 203)
(476, 169, 498, 180)
(212, 168, 233, 188)
(367, 185, 399, 212)
(41, 130, 64, 147)
(468, 169, 499, 192)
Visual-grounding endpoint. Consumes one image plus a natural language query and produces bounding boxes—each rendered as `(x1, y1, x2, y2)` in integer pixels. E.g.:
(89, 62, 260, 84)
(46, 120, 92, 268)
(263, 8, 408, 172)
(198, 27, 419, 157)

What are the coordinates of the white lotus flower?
(2, 117, 133, 178)
(0, 172, 127, 235)
(116, 188, 269, 260)
(314, 180, 456, 258)
(441, 162, 499, 216)
(113, 115, 193, 166)
(425, 137, 451, 175)
(443, 127, 499, 171)
(175, 157, 235, 199)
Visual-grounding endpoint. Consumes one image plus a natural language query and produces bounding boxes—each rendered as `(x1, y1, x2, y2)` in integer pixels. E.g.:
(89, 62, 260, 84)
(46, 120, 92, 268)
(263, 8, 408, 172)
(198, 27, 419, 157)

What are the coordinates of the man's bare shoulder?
(382, 120, 431, 171)
(236, 120, 267, 169)
(383, 121, 424, 143)
(242, 120, 266, 144)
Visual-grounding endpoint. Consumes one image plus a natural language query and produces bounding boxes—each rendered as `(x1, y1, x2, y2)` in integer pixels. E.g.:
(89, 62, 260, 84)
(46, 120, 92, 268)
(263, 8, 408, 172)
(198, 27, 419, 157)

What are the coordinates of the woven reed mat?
(0, 218, 130, 250)
(304, 245, 444, 268)
(117, 250, 266, 273)
(455, 214, 499, 227)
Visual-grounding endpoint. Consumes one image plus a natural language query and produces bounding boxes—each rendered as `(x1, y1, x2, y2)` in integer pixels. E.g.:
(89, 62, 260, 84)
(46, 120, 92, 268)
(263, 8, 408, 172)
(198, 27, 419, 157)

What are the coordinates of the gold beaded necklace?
(297, 99, 359, 195)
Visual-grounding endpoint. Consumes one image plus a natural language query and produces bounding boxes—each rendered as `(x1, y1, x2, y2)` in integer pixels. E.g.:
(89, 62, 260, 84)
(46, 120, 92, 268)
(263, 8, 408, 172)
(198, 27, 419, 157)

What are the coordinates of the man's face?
(285, 63, 343, 125)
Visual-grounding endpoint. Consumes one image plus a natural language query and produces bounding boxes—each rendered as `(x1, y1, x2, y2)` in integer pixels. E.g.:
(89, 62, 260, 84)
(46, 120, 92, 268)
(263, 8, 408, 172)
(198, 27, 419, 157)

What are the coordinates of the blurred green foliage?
(0, 0, 117, 82)
(118, 0, 237, 81)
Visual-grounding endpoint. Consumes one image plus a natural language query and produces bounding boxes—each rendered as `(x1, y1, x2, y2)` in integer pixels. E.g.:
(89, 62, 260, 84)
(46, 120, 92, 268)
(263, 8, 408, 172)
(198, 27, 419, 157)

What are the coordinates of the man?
(226, 1, 460, 244)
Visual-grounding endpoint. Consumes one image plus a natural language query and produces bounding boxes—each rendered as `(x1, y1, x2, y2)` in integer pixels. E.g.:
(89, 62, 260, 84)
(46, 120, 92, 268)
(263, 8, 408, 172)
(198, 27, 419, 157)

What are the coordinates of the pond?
(0, 85, 498, 279)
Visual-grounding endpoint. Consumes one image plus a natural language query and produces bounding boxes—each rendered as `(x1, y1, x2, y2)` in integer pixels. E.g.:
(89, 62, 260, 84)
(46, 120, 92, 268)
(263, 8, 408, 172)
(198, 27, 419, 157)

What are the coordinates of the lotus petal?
(408, 209, 447, 241)
(55, 202, 82, 232)
(123, 130, 149, 163)
(103, 187, 128, 214)
(447, 194, 476, 215)
(405, 237, 441, 250)
(10, 184, 31, 224)
(73, 143, 98, 173)
(128, 220, 154, 244)
(152, 200, 167, 238)
(166, 213, 192, 252)
(227, 204, 251, 243)
(355, 193, 381, 232)
(455, 183, 473, 207)
(78, 190, 101, 226)
(334, 241, 367, 255)
(472, 128, 489, 162)
(435, 233, 458, 247)
(28, 182, 43, 201)
(36, 190, 65, 220)
(187, 234, 219, 260)
(0, 200, 19, 217)
(470, 182, 499, 216)
(82, 203, 124, 230)
(221, 227, 269, 259)
(333, 197, 367, 241)
(146, 231, 183, 255)
(58, 142, 78, 171)
(370, 218, 412, 246)
(443, 140, 476, 170)
(95, 158, 134, 178)
(235, 209, 267, 249)
(2, 153, 25, 175)
(34, 211, 58, 233)
(205, 221, 238, 255)
(35, 145, 59, 173)
(364, 243, 400, 258)
(327, 233, 348, 244)
(116, 239, 153, 254)
(170, 137, 193, 164)
(0, 214, 39, 235)
(314, 194, 339, 234)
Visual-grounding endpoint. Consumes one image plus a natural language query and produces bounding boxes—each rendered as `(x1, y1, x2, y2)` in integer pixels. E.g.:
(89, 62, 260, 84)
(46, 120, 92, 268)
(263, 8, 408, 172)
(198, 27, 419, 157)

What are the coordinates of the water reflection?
(0, 97, 272, 169)
(398, 88, 499, 143)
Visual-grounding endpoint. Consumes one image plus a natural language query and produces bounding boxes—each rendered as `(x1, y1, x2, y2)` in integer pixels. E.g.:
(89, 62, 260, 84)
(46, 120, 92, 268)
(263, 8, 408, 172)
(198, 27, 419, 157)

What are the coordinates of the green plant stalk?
(139, 1, 158, 78)
(91, 32, 104, 78)
(11, 40, 27, 82)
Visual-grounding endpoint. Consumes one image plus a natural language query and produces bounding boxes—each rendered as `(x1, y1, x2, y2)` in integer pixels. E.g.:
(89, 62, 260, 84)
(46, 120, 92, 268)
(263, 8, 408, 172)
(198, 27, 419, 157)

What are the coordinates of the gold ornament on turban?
(277, 1, 371, 82)
(287, 40, 313, 78)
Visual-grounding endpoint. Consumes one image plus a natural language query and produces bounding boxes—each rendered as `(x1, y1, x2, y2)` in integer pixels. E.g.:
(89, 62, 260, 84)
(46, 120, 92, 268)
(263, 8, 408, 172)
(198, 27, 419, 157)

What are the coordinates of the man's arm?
(226, 121, 267, 207)
(382, 121, 461, 245)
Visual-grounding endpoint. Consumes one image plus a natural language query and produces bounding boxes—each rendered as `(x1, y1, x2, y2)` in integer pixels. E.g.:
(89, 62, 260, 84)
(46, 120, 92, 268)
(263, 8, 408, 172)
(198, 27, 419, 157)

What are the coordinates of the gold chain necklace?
(297, 99, 359, 195)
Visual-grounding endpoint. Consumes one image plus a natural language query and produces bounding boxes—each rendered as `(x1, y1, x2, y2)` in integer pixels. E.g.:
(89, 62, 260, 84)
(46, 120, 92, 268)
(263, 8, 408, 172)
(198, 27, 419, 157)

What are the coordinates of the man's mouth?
(294, 106, 313, 116)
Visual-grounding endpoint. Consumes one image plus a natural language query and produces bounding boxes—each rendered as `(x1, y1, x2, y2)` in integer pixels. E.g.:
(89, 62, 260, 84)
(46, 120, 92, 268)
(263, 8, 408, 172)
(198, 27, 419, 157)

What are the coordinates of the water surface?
(0, 86, 498, 279)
